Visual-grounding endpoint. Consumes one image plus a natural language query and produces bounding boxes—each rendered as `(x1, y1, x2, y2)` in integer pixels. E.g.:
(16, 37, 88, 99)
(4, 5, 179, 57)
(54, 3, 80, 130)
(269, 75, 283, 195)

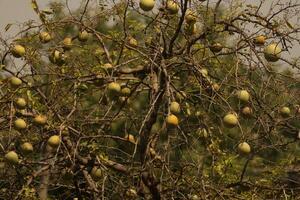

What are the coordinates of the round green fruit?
(63, 37, 73, 50)
(33, 115, 47, 125)
(90, 167, 102, 180)
(185, 9, 197, 24)
(237, 90, 250, 102)
(11, 44, 26, 58)
(128, 37, 138, 47)
(78, 30, 89, 42)
(238, 142, 251, 154)
(14, 118, 27, 130)
(209, 43, 223, 53)
(47, 135, 60, 148)
(15, 98, 27, 109)
(10, 77, 22, 87)
(107, 82, 121, 96)
(139, 0, 155, 11)
(166, 0, 179, 14)
(20, 142, 33, 154)
(223, 113, 238, 128)
(121, 87, 131, 97)
(242, 106, 252, 116)
(5, 151, 19, 164)
(39, 31, 52, 43)
(280, 106, 290, 117)
(170, 101, 180, 114)
(264, 43, 281, 62)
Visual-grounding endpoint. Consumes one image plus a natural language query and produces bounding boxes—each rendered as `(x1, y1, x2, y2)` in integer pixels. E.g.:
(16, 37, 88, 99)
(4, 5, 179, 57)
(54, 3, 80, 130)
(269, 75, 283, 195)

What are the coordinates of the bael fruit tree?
(1, 0, 300, 199)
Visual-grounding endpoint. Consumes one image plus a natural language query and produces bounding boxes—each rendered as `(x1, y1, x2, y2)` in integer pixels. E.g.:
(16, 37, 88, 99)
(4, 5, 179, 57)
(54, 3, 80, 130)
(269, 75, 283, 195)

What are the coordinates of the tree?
(1, 0, 300, 199)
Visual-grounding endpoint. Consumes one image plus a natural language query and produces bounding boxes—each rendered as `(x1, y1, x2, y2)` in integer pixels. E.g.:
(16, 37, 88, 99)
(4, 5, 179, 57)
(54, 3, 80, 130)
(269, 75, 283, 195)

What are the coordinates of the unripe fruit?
(107, 82, 121, 95)
(90, 167, 102, 180)
(39, 31, 52, 43)
(253, 35, 266, 45)
(11, 44, 26, 58)
(78, 30, 89, 42)
(237, 90, 250, 102)
(47, 135, 60, 148)
(209, 43, 223, 53)
(63, 37, 73, 50)
(121, 87, 131, 97)
(128, 37, 138, 47)
(223, 113, 238, 128)
(280, 106, 290, 117)
(14, 118, 27, 130)
(166, 0, 179, 14)
(238, 142, 251, 154)
(170, 101, 180, 114)
(124, 134, 136, 144)
(15, 98, 27, 109)
(10, 77, 22, 87)
(185, 9, 197, 24)
(33, 115, 47, 125)
(242, 106, 252, 116)
(20, 142, 33, 154)
(5, 151, 19, 164)
(166, 114, 179, 126)
(264, 43, 281, 62)
(139, 0, 155, 11)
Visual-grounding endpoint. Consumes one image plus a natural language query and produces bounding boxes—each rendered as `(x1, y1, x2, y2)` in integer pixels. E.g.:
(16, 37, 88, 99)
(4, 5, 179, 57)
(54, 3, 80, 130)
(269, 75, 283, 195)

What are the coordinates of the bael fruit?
(20, 142, 33, 154)
(5, 151, 19, 164)
(47, 135, 60, 148)
(39, 31, 52, 43)
(242, 106, 252, 116)
(185, 9, 197, 24)
(223, 113, 238, 128)
(14, 118, 27, 130)
(237, 90, 250, 102)
(209, 43, 223, 53)
(238, 142, 251, 155)
(253, 35, 266, 45)
(139, 0, 155, 11)
(63, 37, 73, 50)
(166, 0, 179, 14)
(264, 43, 281, 62)
(90, 167, 102, 180)
(11, 44, 26, 58)
(128, 37, 138, 47)
(121, 87, 131, 97)
(78, 30, 89, 42)
(15, 98, 27, 109)
(166, 114, 179, 126)
(280, 106, 290, 117)
(10, 77, 22, 87)
(107, 82, 121, 97)
(33, 114, 47, 125)
(170, 101, 180, 114)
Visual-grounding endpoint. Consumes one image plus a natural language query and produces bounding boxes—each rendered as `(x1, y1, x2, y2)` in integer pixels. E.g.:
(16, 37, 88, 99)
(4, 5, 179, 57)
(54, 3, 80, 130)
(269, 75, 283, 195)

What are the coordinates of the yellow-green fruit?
(209, 43, 223, 53)
(33, 115, 47, 125)
(223, 113, 238, 128)
(15, 98, 27, 109)
(166, 0, 179, 14)
(253, 35, 266, 46)
(242, 106, 252, 116)
(166, 114, 179, 126)
(121, 87, 131, 97)
(10, 77, 22, 87)
(11, 44, 26, 58)
(238, 142, 251, 154)
(107, 82, 121, 95)
(237, 90, 250, 102)
(63, 37, 73, 50)
(170, 101, 180, 114)
(47, 135, 60, 148)
(128, 37, 138, 47)
(14, 118, 27, 130)
(20, 142, 33, 154)
(185, 9, 197, 24)
(280, 106, 290, 117)
(264, 43, 281, 62)
(39, 31, 52, 43)
(124, 134, 136, 144)
(139, 0, 155, 11)
(78, 30, 89, 42)
(5, 151, 19, 164)
(90, 167, 102, 180)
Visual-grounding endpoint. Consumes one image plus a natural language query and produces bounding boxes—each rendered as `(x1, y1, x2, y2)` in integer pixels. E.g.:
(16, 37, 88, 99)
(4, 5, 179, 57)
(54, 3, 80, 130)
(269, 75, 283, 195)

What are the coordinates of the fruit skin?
(11, 44, 26, 58)
(39, 31, 52, 43)
(33, 115, 47, 125)
(5, 151, 19, 164)
(170, 101, 180, 114)
(185, 9, 197, 24)
(14, 118, 27, 130)
(90, 167, 102, 180)
(47, 135, 60, 148)
(280, 106, 291, 117)
(63, 37, 73, 50)
(124, 134, 136, 144)
(238, 142, 251, 154)
(139, 0, 155, 11)
(121, 87, 131, 97)
(242, 106, 252, 116)
(20, 142, 33, 154)
(78, 30, 89, 42)
(10, 77, 22, 87)
(264, 43, 281, 62)
(223, 113, 238, 128)
(49, 50, 66, 66)
(209, 43, 223, 53)
(166, 0, 179, 14)
(107, 82, 121, 97)
(128, 37, 138, 47)
(253, 35, 266, 45)
(15, 98, 27, 109)
(166, 114, 179, 126)
(237, 90, 250, 102)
